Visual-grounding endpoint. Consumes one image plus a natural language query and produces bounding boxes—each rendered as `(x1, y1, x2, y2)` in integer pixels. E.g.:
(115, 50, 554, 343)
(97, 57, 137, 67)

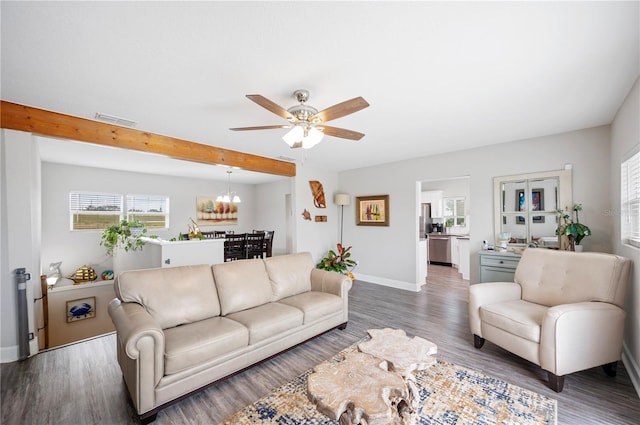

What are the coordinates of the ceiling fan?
(230, 89, 369, 149)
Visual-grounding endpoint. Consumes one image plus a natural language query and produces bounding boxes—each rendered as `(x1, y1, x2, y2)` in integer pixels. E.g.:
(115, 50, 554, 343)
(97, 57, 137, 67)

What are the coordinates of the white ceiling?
(2, 1, 639, 184)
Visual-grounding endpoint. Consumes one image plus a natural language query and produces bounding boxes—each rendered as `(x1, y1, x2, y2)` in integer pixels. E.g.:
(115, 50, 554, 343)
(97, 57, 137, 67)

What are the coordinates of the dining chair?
(224, 233, 246, 262)
(245, 233, 265, 259)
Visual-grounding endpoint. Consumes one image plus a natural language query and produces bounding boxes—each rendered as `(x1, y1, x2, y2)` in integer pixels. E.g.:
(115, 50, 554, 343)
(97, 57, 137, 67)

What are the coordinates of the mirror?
(494, 170, 572, 247)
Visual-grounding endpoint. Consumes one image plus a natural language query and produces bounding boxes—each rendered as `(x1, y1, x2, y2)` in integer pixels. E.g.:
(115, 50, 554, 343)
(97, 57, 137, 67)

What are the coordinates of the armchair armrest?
(108, 298, 165, 414)
(310, 268, 352, 297)
(540, 302, 625, 376)
(468, 282, 522, 336)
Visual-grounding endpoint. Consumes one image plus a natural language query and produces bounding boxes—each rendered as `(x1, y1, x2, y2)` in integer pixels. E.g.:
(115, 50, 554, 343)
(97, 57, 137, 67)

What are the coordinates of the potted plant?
(316, 243, 358, 280)
(100, 219, 148, 256)
(556, 204, 591, 251)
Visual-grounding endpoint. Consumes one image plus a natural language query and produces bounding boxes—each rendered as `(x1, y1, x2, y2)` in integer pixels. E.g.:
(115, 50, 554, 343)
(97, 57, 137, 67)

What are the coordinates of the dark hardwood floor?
(2, 264, 639, 424)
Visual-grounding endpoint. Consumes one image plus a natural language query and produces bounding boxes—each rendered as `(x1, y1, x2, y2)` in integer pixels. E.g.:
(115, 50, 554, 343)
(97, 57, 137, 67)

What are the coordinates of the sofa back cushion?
(515, 248, 631, 308)
(115, 264, 220, 329)
(213, 259, 273, 315)
(265, 252, 314, 301)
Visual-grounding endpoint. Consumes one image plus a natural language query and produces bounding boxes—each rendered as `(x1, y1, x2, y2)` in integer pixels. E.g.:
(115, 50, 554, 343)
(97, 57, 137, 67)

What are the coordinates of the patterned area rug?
(220, 341, 557, 425)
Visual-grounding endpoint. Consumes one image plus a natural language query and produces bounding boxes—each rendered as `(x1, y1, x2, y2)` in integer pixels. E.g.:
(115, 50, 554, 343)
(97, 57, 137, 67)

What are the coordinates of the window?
(443, 197, 465, 227)
(69, 192, 123, 230)
(126, 194, 169, 229)
(621, 150, 640, 248)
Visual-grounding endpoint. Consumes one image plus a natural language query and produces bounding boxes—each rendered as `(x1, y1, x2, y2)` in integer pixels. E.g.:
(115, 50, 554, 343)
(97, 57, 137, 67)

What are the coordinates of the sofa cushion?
(213, 259, 273, 315)
(480, 300, 547, 343)
(264, 252, 314, 300)
(226, 303, 303, 344)
(163, 316, 249, 375)
(115, 264, 220, 329)
(278, 291, 342, 324)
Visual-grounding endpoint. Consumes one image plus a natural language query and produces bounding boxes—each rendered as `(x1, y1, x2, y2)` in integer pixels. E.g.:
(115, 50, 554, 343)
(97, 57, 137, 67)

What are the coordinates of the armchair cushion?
(515, 249, 630, 308)
(479, 300, 547, 343)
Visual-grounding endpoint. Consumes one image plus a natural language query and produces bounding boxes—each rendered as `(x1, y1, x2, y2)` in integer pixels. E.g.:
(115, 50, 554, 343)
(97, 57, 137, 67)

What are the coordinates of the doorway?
(416, 176, 471, 284)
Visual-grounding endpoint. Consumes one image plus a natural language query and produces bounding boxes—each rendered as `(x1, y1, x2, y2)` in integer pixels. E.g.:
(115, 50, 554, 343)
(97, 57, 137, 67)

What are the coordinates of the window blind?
(126, 194, 170, 229)
(69, 192, 123, 230)
(621, 150, 640, 248)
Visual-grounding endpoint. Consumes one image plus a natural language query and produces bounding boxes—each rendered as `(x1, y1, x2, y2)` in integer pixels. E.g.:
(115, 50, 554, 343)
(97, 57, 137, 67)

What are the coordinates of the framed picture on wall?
(66, 296, 96, 323)
(356, 195, 389, 226)
(195, 196, 238, 226)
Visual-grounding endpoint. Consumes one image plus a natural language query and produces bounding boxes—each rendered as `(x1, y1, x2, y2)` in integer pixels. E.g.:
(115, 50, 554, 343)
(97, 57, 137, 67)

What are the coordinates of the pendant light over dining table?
(216, 170, 241, 203)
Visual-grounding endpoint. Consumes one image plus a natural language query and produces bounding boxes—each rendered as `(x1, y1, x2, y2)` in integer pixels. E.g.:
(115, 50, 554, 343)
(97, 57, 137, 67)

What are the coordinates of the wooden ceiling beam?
(0, 100, 296, 177)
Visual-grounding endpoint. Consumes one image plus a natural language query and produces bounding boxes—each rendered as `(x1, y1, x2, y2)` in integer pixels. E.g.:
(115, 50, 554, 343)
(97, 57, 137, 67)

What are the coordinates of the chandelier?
(216, 170, 241, 203)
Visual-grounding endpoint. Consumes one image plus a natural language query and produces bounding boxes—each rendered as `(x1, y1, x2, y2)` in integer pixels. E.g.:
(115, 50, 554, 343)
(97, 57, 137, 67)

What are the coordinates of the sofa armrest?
(540, 302, 625, 376)
(108, 298, 165, 414)
(468, 282, 522, 337)
(310, 268, 352, 297)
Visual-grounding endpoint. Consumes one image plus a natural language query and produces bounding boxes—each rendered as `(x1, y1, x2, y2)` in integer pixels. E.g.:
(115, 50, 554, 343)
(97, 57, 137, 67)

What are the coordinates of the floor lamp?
(334, 193, 350, 245)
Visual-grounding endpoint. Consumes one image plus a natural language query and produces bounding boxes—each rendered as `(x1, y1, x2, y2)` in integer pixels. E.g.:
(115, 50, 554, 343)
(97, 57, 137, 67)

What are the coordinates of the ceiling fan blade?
(311, 96, 369, 123)
(230, 125, 291, 131)
(246, 95, 294, 121)
(320, 125, 365, 141)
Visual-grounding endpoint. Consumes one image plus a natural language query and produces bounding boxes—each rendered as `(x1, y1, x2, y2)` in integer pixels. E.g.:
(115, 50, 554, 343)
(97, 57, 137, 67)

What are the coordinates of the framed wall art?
(195, 196, 238, 226)
(356, 195, 389, 226)
(66, 296, 96, 323)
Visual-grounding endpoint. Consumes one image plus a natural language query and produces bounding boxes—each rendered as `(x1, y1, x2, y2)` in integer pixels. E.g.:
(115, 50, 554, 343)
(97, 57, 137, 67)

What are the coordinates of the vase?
(574, 245, 584, 252)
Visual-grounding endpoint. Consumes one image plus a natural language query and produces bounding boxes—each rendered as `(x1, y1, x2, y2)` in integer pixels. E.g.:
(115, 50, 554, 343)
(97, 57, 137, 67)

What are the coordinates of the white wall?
(253, 178, 293, 256)
(293, 165, 339, 263)
(611, 76, 640, 394)
(339, 125, 613, 286)
(1, 130, 42, 362)
(40, 162, 266, 278)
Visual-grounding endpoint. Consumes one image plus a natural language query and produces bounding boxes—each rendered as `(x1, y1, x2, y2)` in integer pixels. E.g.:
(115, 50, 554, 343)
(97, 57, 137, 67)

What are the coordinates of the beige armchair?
(469, 248, 631, 392)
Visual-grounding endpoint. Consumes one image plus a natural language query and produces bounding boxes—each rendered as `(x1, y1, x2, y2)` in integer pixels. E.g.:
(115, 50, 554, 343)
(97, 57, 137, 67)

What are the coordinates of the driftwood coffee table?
(307, 329, 437, 425)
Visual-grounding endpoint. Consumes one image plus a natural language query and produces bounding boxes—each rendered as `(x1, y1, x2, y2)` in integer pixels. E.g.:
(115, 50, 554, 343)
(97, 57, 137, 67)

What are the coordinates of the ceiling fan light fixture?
(303, 126, 324, 148)
(282, 124, 324, 149)
(282, 125, 305, 147)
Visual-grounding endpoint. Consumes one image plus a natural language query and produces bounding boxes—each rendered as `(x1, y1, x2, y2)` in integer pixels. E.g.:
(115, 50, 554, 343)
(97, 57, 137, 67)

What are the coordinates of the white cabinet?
(450, 236, 459, 266)
(422, 190, 443, 218)
(458, 237, 470, 280)
(418, 239, 428, 285)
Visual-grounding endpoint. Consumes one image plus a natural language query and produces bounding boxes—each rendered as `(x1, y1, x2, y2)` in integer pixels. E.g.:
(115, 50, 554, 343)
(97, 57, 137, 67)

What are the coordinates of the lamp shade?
(334, 193, 351, 206)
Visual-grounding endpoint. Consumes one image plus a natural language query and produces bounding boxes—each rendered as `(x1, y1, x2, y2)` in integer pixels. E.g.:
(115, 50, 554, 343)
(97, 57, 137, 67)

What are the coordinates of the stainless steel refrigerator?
(419, 203, 432, 237)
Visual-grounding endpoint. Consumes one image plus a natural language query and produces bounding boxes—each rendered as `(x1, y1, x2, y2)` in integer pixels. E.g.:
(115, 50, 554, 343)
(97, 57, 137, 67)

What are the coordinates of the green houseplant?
(100, 220, 148, 256)
(316, 243, 358, 280)
(556, 204, 591, 251)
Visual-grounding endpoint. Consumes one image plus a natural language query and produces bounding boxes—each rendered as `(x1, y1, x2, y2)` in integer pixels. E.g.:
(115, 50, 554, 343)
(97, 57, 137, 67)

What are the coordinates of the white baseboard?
(622, 342, 640, 398)
(356, 274, 422, 292)
(0, 344, 19, 364)
(1, 337, 39, 364)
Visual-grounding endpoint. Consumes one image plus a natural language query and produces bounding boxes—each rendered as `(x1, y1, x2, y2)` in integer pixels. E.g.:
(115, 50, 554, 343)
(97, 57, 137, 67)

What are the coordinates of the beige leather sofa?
(469, 248, 630, 392)
(108, 252, 352, 423)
